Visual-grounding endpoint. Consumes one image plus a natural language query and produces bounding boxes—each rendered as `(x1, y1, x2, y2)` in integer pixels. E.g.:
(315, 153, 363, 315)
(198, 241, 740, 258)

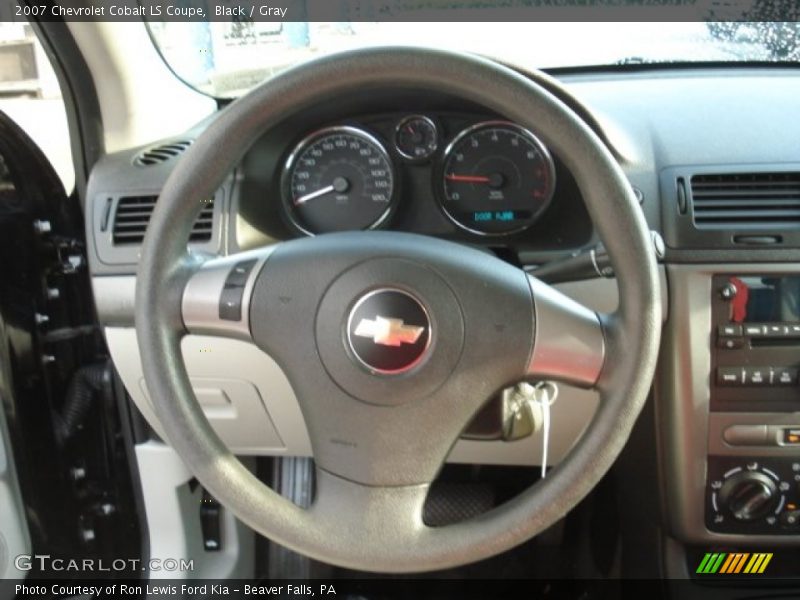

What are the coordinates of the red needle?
(445, 174, 490, 183)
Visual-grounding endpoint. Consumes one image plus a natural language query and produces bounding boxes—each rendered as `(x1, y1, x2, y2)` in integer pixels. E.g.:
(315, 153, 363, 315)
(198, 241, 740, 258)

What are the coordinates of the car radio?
(711, 274, 800, 412)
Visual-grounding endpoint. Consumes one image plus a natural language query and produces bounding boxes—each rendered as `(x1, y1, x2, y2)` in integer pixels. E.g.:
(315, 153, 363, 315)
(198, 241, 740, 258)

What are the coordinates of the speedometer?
(439, 121, 555, 235)
(282, 126, 396, 235)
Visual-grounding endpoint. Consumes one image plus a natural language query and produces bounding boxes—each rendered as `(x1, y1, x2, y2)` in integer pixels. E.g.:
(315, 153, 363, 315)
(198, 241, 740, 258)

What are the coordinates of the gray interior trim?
(135, 441, 254, 582)
(108, 331, 310, 457)
(0, 394, 31, 579)
(92, 275, 137, 326)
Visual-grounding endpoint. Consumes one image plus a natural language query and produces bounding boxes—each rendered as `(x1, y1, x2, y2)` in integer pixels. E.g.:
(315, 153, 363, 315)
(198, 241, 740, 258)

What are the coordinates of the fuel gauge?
(394, 115, 438, 162)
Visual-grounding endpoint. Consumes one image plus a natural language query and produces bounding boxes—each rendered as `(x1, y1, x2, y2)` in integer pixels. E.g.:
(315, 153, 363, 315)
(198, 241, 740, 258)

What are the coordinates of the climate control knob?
(719, 471, 779, 522)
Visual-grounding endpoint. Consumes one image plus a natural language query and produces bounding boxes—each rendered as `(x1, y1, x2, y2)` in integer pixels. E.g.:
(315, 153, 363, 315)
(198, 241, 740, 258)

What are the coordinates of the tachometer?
(282, 126, 396, 235)
(439, 121, 555, 235)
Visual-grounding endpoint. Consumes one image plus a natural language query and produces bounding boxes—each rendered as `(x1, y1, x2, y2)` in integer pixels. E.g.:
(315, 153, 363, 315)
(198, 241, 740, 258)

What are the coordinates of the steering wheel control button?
(225, 259, 257, 287)
(219, 287, 244, 321)
(218, 259, 258, 321)
(347, 289, 431, 375)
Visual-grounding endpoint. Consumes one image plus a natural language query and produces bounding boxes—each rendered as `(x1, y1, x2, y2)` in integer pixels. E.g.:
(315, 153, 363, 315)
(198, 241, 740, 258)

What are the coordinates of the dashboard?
(279, 118, 555, 237)
(235, 103, 592, 256)
(84, 64, 800, 573)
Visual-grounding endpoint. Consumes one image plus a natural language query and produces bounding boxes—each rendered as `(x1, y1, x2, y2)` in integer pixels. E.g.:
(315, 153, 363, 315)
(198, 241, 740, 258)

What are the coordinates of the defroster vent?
(691, 172, 800, 228)
(134, 140, 192, 167)
(112, 195, 215, 245)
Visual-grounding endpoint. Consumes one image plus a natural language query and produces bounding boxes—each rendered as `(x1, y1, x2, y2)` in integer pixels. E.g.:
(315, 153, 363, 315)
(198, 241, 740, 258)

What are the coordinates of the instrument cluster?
(280, 114, 557, 237)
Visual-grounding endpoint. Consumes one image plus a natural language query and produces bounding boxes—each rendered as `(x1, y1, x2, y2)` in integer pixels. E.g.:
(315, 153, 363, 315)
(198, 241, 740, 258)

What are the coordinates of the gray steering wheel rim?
(135, 47, 661, 573)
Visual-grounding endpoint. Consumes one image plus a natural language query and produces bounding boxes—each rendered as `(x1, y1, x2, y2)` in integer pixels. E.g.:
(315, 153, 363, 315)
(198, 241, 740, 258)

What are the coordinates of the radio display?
(728, 276, 800, 323)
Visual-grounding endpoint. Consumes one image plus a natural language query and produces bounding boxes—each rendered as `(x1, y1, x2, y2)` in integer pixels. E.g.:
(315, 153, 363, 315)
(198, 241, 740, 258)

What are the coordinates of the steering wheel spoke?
(181, 247, 277, 341)
(526, 275, 607, 388)
(307, 467, 431, 559)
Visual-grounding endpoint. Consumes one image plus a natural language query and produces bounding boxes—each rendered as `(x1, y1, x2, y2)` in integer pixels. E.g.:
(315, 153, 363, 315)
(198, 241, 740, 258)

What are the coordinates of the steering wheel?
(135, 47, 660, 573)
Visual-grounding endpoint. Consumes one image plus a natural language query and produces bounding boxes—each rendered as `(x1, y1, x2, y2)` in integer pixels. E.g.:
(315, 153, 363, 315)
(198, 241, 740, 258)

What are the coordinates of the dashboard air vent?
(134, 140, 192, 167)
(691, 172, 800, 228)
(112, 195, 214, 245)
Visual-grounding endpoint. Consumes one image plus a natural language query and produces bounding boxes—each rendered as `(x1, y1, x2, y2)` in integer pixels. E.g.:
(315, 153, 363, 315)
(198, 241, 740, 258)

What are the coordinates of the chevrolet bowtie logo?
(354, 317, 425, 347)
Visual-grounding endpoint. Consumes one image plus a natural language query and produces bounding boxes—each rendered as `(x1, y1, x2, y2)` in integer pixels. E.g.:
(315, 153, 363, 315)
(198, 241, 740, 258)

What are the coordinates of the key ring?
(532, 381, 559, 406)
(531, 381, 559, 479)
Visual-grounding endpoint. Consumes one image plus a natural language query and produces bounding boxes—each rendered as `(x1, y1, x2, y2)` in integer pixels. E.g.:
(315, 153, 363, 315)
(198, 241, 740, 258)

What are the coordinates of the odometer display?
(439, 121, 555, 235)
(283, 126, 395, 235)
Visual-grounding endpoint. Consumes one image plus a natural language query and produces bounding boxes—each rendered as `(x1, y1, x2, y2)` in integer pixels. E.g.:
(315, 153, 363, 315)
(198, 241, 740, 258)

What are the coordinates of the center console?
(659, 265, 800, 548)
(706, 274, 800, 535)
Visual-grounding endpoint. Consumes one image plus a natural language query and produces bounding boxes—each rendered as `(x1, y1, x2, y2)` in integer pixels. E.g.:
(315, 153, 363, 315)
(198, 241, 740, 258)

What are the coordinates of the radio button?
(744, 367, 769, 385)
(773, 367, 798, 386)
(723, 424, 768, 446)
(717, 337, 744, 350)
(719, 324, 743, 337)
(717, 367, 743, 386)
(744, 324, 766, 336)
(766, 324, 789, 337)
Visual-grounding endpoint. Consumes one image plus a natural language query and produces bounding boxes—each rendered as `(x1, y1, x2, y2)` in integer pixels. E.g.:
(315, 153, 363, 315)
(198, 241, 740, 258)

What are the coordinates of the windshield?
(147, 20, 800, 98)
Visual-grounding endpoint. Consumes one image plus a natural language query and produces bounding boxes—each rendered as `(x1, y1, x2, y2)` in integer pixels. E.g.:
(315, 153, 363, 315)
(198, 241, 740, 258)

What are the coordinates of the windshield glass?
(147, 20, 800, 98)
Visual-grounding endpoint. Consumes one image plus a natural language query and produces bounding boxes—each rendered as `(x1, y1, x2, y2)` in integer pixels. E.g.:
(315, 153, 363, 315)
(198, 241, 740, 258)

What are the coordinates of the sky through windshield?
(147, 20, 800, 98)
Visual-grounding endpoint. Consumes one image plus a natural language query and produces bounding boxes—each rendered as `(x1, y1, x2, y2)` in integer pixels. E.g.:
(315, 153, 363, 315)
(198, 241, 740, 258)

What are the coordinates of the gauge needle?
(294, 177, 350, 205)
(294, 185, 334, 205)
(446, 173, 505, 188)
(445, 174, 491, 183)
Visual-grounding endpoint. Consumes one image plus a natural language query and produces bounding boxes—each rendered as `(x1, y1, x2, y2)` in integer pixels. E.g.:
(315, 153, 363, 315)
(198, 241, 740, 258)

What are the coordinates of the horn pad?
(316, 258, 464, 407)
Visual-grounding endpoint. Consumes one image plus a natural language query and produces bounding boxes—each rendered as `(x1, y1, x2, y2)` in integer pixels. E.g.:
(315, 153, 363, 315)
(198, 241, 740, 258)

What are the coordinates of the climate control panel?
(706, 456, 800, 535)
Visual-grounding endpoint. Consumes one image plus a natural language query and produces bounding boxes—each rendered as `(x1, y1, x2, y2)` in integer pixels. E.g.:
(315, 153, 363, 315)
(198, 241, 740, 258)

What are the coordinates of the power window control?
(226, 259, 257, 287)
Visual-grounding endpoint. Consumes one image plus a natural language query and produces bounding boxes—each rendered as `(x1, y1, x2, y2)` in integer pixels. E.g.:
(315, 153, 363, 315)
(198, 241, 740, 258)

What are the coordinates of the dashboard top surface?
(85, 65, 800, 275)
